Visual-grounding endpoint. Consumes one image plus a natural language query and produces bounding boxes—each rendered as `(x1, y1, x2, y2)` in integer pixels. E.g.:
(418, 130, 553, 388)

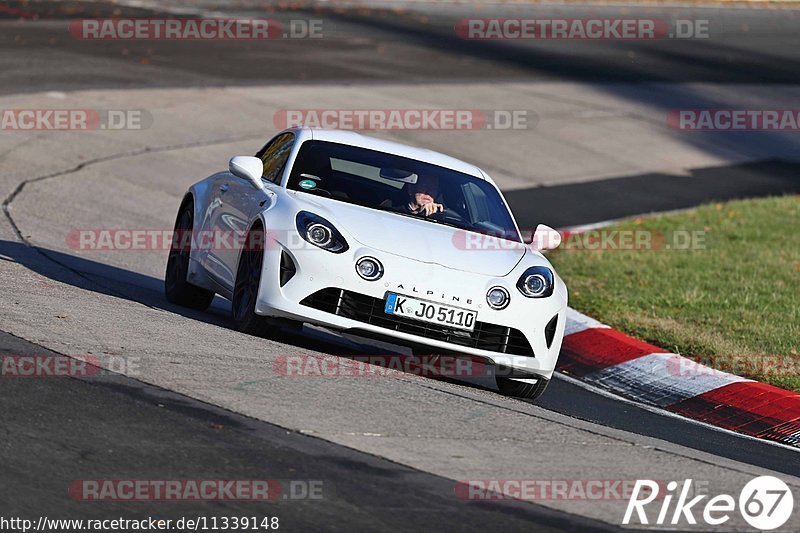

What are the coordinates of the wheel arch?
(174, 191, 195, 223)
(232, 215, 267, 276)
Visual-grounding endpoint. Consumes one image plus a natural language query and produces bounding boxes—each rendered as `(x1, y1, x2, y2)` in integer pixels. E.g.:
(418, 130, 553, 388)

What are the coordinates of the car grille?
(300, 288, 534, 356)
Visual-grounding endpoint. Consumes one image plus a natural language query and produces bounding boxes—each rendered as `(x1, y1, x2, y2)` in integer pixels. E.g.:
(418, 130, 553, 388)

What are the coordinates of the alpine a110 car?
(165, 128, 567, 400)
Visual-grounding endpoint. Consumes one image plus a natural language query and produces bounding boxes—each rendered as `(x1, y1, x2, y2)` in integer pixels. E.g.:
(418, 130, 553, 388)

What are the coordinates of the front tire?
(232, 223, 273, 337)
(165, 201, 215, 310)
(497, 377, 549, 401)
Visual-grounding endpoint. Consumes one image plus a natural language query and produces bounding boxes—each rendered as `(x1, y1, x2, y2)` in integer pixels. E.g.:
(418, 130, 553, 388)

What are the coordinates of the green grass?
(548, 195, 800, 391)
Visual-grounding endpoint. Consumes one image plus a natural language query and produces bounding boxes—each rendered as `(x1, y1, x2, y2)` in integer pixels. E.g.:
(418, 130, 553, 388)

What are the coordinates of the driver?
(405, 175, 444, 217)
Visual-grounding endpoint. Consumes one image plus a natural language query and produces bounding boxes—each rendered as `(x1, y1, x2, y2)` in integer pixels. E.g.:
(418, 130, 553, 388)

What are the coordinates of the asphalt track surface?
(0, 330, 612, 532)
(4, 0, 800, 93)
(2, 1, 800, 531)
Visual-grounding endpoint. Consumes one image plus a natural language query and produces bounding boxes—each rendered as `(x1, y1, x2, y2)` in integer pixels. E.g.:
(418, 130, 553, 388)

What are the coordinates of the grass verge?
(548, 195, 800, 391)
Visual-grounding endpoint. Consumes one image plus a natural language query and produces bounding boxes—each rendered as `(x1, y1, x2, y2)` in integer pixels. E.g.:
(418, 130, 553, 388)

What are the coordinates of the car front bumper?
(254, 241, 567, 380)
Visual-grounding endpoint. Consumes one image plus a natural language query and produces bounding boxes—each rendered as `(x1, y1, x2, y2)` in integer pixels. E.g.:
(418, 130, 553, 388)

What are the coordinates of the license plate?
(384, 293, 476, 332)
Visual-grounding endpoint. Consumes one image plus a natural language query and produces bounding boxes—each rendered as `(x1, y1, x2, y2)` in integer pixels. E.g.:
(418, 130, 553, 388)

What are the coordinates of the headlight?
(296, 211, 349, 253)
(486, 286, 510, 310)
(307, 223, 332, 247)
(517, 266, 554, 298)
(356, 257, 383, 281)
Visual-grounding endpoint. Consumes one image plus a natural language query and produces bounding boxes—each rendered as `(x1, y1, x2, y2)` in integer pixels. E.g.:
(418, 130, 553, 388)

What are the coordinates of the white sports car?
(165, 128, 567, 400)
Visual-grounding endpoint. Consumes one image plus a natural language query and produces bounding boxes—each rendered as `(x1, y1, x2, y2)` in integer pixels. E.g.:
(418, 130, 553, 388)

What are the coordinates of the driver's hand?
(421, 203, 444, 216)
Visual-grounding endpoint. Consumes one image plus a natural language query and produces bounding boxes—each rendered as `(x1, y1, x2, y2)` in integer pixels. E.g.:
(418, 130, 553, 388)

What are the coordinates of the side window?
(255, 133, 295, 184)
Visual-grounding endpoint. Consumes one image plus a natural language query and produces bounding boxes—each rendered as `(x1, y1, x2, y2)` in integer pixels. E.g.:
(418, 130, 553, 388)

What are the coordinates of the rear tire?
(232, 223, 273, 337)
(165, 201, 215, 310)
(497, 377, 549, 401)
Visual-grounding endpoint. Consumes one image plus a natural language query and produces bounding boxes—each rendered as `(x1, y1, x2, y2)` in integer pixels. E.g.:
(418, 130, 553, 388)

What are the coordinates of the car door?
(205, 132, 295, 291)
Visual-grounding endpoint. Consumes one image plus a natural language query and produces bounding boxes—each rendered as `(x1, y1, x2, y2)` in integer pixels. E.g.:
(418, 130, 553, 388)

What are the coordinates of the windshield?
(287, 140, 521, 242)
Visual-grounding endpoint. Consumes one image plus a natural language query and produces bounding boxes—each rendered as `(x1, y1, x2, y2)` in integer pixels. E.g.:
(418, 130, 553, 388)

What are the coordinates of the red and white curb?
(561, 308, 800, 448)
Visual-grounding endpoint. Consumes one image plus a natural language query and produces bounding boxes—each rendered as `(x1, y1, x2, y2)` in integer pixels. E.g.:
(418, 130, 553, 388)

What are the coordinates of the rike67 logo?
(623, 476, 794, 530)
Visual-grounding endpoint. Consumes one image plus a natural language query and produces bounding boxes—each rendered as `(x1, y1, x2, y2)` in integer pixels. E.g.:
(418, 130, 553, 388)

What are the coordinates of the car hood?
(293, 193, 526, 277)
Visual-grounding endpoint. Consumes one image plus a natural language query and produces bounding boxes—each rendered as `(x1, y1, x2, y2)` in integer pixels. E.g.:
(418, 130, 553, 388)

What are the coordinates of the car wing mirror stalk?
(229, 156, 266, 191)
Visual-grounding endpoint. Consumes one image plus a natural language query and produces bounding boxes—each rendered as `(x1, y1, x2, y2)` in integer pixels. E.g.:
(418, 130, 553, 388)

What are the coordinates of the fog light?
(307, 223, 332, 247)
(486, 286, 510, 310)
(356, 257, 383, 281)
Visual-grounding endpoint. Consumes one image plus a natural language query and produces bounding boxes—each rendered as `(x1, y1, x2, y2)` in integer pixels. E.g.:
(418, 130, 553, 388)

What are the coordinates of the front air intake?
(544, 314, 558, 349)
(279, 251, 297, 287)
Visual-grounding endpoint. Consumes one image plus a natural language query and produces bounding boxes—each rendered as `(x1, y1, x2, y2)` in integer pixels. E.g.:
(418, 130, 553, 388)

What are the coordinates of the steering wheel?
(431, 207, 465, 225)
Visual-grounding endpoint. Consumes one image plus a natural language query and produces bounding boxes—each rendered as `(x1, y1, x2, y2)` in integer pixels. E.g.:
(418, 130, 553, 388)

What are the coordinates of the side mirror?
(529, 224, 562, 251)
(229, 156, 265, 190)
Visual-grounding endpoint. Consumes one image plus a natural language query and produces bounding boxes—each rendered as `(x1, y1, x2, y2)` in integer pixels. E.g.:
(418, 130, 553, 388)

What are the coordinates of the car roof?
(289, 128, 486, 179)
